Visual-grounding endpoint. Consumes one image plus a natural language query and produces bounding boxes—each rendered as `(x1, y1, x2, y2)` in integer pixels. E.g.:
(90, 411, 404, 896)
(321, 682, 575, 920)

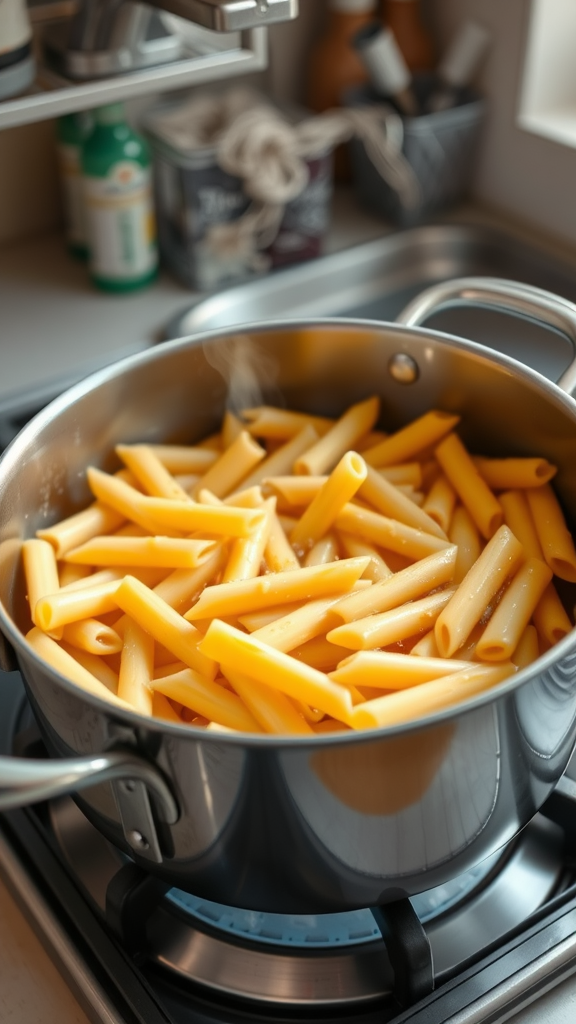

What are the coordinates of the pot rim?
(1, 314, 575, 747)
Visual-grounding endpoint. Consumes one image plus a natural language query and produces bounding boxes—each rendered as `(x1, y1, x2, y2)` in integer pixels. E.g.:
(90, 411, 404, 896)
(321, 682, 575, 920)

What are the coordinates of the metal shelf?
(0, 22, 267, 130)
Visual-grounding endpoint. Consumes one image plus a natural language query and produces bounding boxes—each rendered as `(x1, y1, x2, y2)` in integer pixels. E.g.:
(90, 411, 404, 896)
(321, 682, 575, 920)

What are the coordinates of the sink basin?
(164, 222, 576, 385)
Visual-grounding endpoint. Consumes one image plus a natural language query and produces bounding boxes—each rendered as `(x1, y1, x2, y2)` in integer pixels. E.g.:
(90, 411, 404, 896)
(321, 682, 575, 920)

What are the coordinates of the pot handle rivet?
(389, 353, 419, 384)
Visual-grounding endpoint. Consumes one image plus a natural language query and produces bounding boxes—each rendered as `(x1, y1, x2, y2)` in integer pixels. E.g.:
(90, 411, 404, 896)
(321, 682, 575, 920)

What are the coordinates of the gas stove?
(2, 668, 576, 1024)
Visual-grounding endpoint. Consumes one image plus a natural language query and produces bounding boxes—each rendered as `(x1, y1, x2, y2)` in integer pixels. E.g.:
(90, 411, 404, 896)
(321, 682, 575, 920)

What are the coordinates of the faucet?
(149, 0, 299, 32)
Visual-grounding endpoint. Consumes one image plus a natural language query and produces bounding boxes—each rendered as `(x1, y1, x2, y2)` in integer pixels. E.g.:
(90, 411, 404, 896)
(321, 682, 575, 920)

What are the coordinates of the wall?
(427, 0, 576, 247)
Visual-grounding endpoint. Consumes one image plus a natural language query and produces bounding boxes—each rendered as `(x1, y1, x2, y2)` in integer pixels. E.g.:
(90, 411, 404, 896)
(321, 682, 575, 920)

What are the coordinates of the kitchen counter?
(0, 189, 390, 418)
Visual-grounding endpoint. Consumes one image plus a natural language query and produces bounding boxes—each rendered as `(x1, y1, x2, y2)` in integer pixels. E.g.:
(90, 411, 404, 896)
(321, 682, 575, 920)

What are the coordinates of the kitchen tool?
(1, 278, 576, 914)
(0, 0, 35, 98)
(426, 20, 490, 113)
(353, 22, 419, 115)
(346, 79, 485, 224)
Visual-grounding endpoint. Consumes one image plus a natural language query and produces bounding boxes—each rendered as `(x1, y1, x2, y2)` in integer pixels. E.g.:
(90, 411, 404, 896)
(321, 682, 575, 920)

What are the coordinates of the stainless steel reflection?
(49, 795, 565, 1004)
(2, 281, 576, 911)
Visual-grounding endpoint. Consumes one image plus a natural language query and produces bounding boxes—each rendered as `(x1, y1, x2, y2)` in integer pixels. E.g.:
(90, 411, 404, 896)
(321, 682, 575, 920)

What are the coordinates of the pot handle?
(396, 276, 576, 397)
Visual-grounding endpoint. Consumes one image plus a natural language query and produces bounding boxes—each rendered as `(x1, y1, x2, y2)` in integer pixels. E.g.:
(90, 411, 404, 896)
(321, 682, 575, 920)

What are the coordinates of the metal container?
(346, 82, 485, 226)
(1, 277, 576, 914)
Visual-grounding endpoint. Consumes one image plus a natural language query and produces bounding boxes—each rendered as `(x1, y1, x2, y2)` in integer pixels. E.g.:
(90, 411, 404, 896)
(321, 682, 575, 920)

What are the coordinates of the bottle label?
(84, 162, 157, 280)
(58, 143, 88, 249)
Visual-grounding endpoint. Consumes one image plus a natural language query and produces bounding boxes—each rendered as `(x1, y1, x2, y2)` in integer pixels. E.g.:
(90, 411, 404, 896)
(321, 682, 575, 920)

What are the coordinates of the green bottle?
(82, 103, 158, 292)
(56, 111, 93, 259)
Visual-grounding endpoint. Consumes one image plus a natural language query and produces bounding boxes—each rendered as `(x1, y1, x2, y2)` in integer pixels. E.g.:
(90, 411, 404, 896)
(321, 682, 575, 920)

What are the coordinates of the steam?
(202, 333, 283, 415)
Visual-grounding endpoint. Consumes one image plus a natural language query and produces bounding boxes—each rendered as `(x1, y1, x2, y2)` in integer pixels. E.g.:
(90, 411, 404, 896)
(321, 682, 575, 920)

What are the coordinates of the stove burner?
(47, 792, 567, 1006)
(165, 851, 502, 950)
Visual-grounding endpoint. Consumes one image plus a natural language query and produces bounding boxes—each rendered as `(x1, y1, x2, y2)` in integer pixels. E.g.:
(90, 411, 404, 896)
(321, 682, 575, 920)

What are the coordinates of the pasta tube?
(475, 558, 553, 661)
(332, 546, 457, 623)
(532, 582, 573, 647)
(242, 406, 334, 440)
(118, 618, 154, 715)
(290, 451, 368, 554)
(500, 489, 543, 559)
(362, 410, 460, 467)
(146, 444, 218, 474)
(114, 576, 217, 680)
(223, 668, 315, 735)
(26, 626, 130, 708)
(191, 430, 265, 499)
(434, 525, 524, 657)
(198, 619, 355, 724)
(359, 465, 447, 540)
(293, 396, 380, 475)
(329, 651, 474, 689)
(65, 536, 217, 569)
(22, 538, 61, 632)
(185, 556, 371, 621)
(37, 501, 125, 559)
(61, 618, 123, 656)
(349, 663, 516, 729)
(116, 445, 192, 501)
(448, 505, 482, 584)
(134, 495, 266, 539)
(422, 474, 457, 534)
(222, 498, 273, 582)
(35, 579, 122, 632)
(334, 503, 451, 560)
(151, 667, 262, 733)
(525, 484, 576, 582)
(435, 433, 503, 539)
(327, 587, 456, 650)
(473, 457, 557, 489)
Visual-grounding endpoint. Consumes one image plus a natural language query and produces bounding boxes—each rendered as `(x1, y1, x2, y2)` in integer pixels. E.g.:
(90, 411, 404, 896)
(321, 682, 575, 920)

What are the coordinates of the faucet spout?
(147, 0, 298, 32)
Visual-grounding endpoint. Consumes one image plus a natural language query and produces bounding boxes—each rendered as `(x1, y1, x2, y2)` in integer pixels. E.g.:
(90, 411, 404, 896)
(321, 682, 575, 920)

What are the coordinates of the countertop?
(0, 189, 390, 418)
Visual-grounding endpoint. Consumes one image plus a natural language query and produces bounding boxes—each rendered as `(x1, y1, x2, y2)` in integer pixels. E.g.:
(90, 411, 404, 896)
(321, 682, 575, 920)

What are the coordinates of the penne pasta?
(185, 556, 371, 621)
(327, 586, 457, 651)
(191, 430, 266, 499)
(434, 525, 524, 658)
(334, 503, 451, 561)
(349, 662, 516, 729)
(473, 456, 557, 489)
(23, 397, 575, 737)
(199, 619, 356, 724)
(475, 558, 552, 661)
(61, 618, 123, 655)
(422, 474, 457, 534)
(116, 444, 192, 501)
(525, 484, 576, 582)
(152, 666, 263, 732)
(331, 546, 457, 624)
(363, 410, 460, 468)
(22, 538, 61, 634)
(290, 451, 368, 554)
(114, 575, 218, 680)
(293, 396, 380, 475)
(223, 668, 315, 735)
(118, 618, 154, 715)
(435, 433, 503, 539)
(359, 465, 448, 540)
(448, 505, 482, 584)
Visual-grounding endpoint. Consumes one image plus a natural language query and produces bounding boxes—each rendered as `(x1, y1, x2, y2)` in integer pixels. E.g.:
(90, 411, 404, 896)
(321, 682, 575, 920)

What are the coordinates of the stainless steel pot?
(2, 277, 576, 914)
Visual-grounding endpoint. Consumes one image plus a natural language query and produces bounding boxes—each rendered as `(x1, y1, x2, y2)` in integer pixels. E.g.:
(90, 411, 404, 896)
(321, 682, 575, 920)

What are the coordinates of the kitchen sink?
(164, 222, 576, 385)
